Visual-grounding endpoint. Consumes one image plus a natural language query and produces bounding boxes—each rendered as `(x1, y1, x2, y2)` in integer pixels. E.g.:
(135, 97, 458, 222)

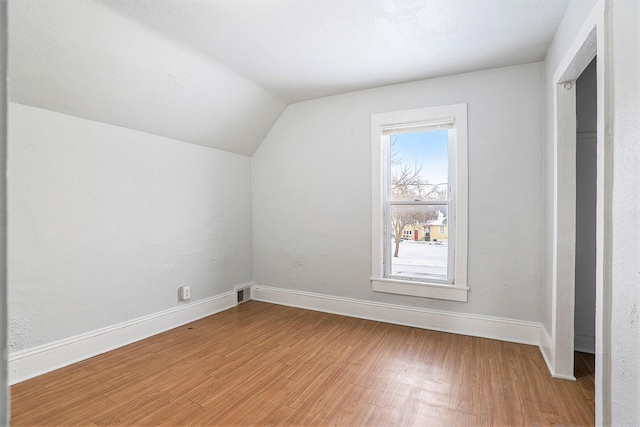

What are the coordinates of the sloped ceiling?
(9, 0, 569, 155)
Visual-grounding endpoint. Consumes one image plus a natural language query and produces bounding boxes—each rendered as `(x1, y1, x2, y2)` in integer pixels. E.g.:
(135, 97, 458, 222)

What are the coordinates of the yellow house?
(399, 210, 448, 242)
(400, 224, 423, 241)
(426, 210, 448, 242)
(427, 223, 448, 242)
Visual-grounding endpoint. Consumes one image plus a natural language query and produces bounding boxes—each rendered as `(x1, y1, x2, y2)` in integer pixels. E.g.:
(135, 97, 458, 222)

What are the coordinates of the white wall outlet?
(179, 285, 191, 301)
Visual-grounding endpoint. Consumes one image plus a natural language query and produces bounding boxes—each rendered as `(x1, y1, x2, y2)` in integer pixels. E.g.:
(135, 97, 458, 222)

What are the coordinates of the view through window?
(386, 128, 452, 283)
(372, 103, 467, 301)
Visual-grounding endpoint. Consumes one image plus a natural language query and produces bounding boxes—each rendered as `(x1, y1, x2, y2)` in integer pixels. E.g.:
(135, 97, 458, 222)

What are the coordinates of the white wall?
(542, 0, 598, 335)
(8, 103, 252, 352)
(252, 63, 545, 322)
(609, 0, 640, 424)
(9, 0, 287, 156)
(0, 0, 8, 421)
(574, 59, 597, 354)
(542, 0, 640, 423)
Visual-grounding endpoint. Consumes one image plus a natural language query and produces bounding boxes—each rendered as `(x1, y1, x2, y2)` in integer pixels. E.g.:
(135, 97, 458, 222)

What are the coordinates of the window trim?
(371, 104, 468, 302)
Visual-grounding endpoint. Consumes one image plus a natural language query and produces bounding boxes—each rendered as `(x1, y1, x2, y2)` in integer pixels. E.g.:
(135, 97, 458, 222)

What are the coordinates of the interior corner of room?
(2, 0, 640, 425)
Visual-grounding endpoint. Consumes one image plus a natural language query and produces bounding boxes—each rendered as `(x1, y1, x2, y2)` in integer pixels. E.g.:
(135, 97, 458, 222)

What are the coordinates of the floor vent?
(236, 287, 251, 305)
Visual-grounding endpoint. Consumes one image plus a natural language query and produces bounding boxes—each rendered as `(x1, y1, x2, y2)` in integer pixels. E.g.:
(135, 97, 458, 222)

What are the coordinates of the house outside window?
(371, 104, 468, 302)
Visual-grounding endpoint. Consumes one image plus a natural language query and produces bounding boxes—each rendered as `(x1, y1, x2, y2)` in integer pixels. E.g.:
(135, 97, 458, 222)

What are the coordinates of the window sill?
(371, 278, 468, 302)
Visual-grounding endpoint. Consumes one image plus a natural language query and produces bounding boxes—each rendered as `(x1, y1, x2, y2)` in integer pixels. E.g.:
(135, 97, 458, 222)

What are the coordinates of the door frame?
(549, 2, 611, 425)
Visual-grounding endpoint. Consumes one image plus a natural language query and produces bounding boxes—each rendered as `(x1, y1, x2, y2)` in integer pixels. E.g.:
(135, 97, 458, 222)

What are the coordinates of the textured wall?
(541, 0, 598, 334)
(610, 0, 640, 424)
(9, 0, 286, 156)
(541, 1, 640, 423)
(1, 0, 8, 421)
(8, 104, 252, 352)
(252, 63, 545, 321)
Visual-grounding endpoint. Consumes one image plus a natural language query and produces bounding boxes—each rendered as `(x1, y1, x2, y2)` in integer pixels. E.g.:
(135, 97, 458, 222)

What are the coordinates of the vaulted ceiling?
(9, 0, 569, 155)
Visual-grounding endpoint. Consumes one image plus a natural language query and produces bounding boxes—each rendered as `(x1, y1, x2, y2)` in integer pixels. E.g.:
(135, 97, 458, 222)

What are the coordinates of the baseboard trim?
(537, 326, 577, 381)
(252, 284, 545, 347)
(8, 290, 238, 385)
(538, 326, 556, 375)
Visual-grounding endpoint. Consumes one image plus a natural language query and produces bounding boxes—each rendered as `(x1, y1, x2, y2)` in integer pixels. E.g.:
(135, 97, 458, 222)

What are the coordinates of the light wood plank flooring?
(11, 301, 595, 426)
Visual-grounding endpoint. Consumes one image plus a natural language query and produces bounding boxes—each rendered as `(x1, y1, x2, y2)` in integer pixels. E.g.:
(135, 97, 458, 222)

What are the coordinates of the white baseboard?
(537, 326, 577, 381)
(538, 326, 559, 377)
(252, 284, 545, 347)
(8, 290, 237, 385)
(9, 283, 561, 385)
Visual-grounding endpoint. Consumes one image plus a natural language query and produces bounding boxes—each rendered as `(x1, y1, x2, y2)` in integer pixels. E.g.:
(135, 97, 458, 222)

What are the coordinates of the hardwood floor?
(10, 301, 595, 426)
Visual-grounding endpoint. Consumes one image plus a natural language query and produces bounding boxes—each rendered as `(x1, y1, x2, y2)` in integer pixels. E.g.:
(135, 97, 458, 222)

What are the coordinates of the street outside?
(391, 240, 448, 280)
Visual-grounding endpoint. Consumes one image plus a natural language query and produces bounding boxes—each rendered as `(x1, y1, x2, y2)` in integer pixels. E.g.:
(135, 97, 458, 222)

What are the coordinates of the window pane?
(388, 204, 448, 281)
(390, 130, 448, 202)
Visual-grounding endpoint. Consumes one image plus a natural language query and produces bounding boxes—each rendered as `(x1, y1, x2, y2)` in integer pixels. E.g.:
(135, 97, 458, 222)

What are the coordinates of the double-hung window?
(371, 104, 468, 302)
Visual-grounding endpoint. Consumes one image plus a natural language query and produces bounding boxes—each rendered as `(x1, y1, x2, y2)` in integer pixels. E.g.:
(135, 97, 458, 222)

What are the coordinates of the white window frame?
(371, 104, 468, 302)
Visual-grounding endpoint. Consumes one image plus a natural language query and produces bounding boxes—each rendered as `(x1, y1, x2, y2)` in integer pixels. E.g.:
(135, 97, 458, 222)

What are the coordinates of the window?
(371, 104, 468, 301)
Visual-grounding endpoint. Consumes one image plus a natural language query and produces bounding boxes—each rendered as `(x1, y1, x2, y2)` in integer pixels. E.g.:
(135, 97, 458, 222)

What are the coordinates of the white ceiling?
(9, 0, 569, 155)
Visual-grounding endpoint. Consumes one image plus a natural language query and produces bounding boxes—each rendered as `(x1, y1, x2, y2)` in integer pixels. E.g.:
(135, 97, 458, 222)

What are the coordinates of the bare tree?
(390, 207, 419, 257)
(390, 137, 446, 257)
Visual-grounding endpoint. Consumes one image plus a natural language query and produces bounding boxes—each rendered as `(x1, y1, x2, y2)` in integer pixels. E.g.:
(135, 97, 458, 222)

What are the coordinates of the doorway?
(551, 11, 611, 424)
(551, 20, 610, 423)
(574, 58, 597, 357)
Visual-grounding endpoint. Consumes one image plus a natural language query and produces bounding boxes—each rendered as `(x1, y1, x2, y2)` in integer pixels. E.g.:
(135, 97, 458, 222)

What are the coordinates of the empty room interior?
(1, 0, 640, 425)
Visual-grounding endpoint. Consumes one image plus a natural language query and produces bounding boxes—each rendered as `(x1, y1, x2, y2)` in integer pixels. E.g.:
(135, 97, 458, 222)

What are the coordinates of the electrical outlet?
(179, 285, 191, 301)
